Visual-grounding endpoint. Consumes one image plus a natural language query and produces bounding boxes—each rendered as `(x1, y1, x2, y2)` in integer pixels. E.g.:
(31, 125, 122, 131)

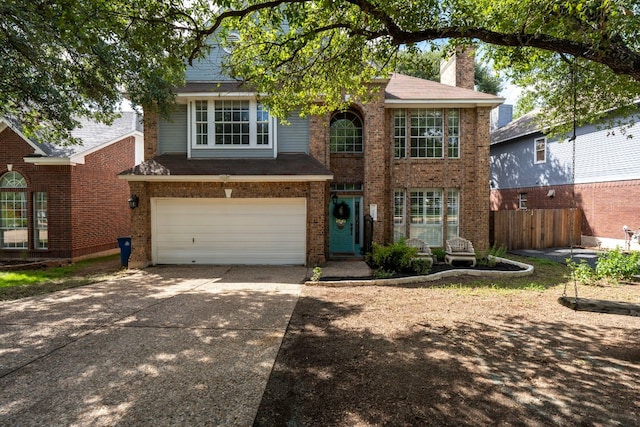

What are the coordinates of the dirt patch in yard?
(255, 273, 640, 426)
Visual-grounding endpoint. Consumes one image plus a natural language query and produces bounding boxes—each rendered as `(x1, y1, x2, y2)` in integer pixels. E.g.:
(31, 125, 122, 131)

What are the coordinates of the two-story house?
(490, 106, 640, 249)
(120, 43, 503, 267)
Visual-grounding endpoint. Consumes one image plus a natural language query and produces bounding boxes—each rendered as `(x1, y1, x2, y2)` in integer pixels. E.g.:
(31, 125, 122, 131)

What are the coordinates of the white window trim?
(534, 137, 546, 164)
(518, 193, 528, 210)
(188, 99, 274, 150)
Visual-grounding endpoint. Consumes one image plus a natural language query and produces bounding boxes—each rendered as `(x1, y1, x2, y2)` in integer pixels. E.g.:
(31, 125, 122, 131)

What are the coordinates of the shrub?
(595, 248, 640, 281)
(567, 259, 596, 285)
(366, 239, 418, 274)
(432, 248, 446, 262)
(410, 258, 432, 275)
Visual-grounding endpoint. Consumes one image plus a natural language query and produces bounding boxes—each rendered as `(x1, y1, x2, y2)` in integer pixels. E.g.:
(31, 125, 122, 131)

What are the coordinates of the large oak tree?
(2, 0, 639, 142)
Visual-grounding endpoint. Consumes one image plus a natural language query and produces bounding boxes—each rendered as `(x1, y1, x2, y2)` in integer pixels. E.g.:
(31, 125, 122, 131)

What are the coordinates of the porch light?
(128, 194, 139, 209)
(331, 193, 338, 205)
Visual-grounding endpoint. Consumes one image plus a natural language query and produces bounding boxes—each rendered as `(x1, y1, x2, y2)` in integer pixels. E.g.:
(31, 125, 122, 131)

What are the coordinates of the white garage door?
(152, 198, 306, 265)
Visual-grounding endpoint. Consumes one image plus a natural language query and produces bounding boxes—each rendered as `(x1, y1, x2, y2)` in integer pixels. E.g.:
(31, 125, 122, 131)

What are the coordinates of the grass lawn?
(0, 255, 122, 301)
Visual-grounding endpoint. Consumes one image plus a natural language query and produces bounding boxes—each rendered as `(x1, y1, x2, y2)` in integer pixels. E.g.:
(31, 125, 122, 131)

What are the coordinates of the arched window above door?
(330, 110, 363, 153)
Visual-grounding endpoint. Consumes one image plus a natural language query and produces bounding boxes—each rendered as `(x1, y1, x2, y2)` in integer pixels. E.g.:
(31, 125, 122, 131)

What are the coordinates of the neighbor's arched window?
(1, 172, 28, 249)
(330, 110, 363, 153)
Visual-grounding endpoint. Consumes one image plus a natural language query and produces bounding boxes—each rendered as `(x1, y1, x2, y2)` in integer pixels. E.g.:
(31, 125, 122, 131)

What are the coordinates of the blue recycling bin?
(117, 237, 132, 267)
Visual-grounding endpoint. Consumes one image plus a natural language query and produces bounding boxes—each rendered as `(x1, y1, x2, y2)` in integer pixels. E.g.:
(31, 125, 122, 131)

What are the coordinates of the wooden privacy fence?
(490, 208, 582, 250)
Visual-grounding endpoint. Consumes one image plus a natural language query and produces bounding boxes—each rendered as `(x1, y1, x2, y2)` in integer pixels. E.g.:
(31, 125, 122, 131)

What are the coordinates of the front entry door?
(329, 197, 360, 255)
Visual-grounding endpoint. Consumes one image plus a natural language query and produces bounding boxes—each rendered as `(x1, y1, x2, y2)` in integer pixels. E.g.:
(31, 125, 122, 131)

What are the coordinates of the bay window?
(190, 99, 271, 148)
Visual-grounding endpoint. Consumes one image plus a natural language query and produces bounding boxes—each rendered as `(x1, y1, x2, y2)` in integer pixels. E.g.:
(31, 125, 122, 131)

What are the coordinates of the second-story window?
(534, 137, 546, 163)
(411, 109, 443, 158)
(191, 99, 270, 148)
(395, 109, 460, 159)
(330, 110, 363, 153)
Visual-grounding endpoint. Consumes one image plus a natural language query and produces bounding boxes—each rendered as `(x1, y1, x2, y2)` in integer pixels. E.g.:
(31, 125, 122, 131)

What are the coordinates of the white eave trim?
(176, 92, 257, 102)
(23, 157, 80, 166)
(118, 174, 333, 183)
(0, 119, 47, 156)
(385, 98, 505, 108)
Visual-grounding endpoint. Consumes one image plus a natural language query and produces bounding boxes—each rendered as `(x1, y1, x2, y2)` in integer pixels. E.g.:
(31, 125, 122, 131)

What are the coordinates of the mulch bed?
(320, 261, 524, 281)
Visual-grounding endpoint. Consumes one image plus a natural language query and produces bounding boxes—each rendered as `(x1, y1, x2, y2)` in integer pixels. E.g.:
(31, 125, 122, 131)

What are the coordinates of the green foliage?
(567, 248, 640, 285)
(566, 259, 596, 285)
(4, 0, 640, 143)
(197, 0, 640, 124)
(395, 47, 441, 81)
(366, 239, 418, 275)
(432, 248, 446, 262)
(475, 63, 503, 95)
(410, 258, 432, 275)
(476, 243, 507, 267)
(1, 0, 204, 144)
(311, 266, 322, 282)
(595, 248, 640, 281)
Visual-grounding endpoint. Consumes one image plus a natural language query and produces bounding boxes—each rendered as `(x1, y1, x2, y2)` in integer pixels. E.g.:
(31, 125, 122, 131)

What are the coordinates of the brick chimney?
(440, 47, 475, 90)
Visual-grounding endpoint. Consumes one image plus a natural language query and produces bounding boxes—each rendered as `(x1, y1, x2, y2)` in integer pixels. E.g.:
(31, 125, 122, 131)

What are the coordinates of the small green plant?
(366, 238, 418, 274)
(595, 248, 640, 281)
(311, 266, 323, 282)
(567, 258, 596, 285)
(431, 248, 446, 262)
(476, 243, 507, 267)
(410, 258, 432, 275)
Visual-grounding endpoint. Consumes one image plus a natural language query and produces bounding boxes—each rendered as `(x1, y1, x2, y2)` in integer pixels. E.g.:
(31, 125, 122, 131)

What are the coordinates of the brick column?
(143, 105, 158, 161)
(307, 181, 328, 265)
(461, 107, 490, 251)
(362, 83, 389, 244)
(128, 181, 151, 268)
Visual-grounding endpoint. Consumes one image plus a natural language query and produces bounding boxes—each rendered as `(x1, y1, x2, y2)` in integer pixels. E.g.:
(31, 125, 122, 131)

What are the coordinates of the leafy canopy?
(2, 0, 640, 142)
(191, 0, 640, 129)
(0, 0, 206, 144)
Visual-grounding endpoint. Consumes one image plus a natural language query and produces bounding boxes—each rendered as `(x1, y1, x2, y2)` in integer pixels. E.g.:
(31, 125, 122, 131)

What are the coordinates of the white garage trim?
(152, 197, 307, 265)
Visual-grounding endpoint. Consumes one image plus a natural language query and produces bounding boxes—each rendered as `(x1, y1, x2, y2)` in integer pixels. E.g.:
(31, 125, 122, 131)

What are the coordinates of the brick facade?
(308, 84, 492, 252)
(0, 127, 135, 260)
(491, 179, 640, 247)
(127, 180, 328, 268)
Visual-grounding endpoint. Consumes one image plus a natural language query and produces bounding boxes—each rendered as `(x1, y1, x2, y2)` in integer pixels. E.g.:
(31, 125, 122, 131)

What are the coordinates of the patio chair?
(445, 237, 477, 267)
(405, 238, 434, 266)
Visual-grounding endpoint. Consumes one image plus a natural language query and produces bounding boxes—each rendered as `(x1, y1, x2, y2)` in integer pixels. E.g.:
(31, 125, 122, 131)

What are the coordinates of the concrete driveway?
(0, 265, 306, 426)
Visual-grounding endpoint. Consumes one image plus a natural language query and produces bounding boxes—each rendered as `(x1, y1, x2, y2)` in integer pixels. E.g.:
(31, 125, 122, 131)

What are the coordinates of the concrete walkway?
(510, 247, 600, 268)
(0, 265, 306, 426)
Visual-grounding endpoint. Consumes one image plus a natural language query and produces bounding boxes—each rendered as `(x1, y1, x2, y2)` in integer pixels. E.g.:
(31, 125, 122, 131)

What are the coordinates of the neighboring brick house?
(0, 113, 143, 260)
(120, 44, 503, 267)
(490, 107, 640, 249)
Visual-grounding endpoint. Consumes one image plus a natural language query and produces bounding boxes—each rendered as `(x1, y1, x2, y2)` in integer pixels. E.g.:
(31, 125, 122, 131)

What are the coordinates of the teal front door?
(329, 197, 360, 255)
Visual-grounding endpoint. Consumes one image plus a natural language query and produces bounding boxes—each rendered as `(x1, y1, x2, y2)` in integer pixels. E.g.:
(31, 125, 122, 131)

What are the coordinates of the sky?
(499, 82, 522, 106)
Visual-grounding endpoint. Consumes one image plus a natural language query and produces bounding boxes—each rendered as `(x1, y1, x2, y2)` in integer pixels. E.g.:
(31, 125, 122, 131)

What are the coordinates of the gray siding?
(191, 147, 275, 158)
(490, 114, 640, 189)
(277, 114, 309, 153)
(158, 105, 188, 155)
(185, 36, 232, 82)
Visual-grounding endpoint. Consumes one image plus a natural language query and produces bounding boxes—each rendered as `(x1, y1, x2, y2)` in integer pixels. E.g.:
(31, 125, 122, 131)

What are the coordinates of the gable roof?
(385, 73, 504, 108)
(490, 109, 542, 145)
(1, 112, 143, 165)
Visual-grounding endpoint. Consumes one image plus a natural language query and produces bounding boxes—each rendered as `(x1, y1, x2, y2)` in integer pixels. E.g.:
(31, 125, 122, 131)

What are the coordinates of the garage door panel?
(153, 198, 306, 265)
